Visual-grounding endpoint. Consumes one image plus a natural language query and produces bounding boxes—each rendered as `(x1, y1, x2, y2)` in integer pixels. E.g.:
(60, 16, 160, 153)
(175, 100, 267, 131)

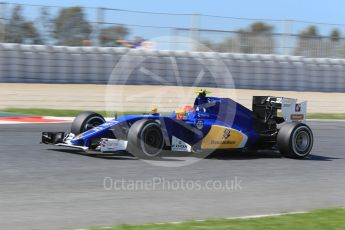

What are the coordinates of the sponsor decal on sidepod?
(171, 136, 192, 152)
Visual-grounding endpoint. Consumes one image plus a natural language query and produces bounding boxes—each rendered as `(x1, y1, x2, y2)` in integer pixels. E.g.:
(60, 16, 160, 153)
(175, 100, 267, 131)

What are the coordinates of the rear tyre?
(127, 119, 164, 159)
(71, 112, 105, 135)
(277, 122, 313, 159)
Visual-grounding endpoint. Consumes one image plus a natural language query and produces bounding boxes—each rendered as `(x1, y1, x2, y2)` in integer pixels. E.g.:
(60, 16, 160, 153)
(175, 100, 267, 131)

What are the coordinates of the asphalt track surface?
(1, 121, 345, 230)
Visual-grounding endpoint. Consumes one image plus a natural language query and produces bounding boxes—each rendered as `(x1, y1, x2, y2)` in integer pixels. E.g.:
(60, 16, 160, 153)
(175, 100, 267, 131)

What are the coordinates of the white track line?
(224, 211, 308, 220)
(0, 121, 72, 124)
(0, 117, 114, 124)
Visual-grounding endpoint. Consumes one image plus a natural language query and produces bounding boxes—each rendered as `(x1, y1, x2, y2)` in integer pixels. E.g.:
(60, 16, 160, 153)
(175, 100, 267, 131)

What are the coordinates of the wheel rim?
(294, 130, 310, 152)
(140, 124, 163, 157)
(83, 116, 104, 131)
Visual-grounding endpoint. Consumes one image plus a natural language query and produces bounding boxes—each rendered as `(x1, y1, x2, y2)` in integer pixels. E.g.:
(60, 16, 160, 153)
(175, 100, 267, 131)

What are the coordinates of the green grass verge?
(90, 208, 345, 230)
(307, 113, 345, 120)
(1, 108, 345, 120)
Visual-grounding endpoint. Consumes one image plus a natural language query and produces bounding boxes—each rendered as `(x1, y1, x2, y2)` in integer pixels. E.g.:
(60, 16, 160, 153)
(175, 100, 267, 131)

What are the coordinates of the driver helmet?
(175, 105, 194, 120)
(183, 105, 194, 115)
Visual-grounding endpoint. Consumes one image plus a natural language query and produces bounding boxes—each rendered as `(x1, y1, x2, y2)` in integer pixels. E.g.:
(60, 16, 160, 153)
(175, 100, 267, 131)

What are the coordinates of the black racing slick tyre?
(127, 119, 164, 159)
(71, 112, 106, 135)
(277, 122, 313, 159)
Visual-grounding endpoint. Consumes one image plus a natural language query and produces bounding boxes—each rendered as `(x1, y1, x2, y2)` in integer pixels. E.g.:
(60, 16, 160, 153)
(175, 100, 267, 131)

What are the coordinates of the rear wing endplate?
(280, 98, 307, 123)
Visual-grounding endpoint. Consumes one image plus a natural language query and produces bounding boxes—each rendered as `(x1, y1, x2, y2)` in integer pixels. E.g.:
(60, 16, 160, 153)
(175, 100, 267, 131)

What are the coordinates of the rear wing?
(252, 96, 307, 129)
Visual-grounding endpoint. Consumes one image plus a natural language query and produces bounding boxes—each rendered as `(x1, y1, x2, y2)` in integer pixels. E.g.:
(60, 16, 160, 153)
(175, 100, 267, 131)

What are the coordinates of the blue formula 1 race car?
(42, 90, 313, 159)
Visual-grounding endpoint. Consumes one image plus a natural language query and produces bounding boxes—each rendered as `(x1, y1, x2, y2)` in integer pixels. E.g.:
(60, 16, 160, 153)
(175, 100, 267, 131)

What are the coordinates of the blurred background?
(0, 1, 344, 114)
(1, 1, 345, 57)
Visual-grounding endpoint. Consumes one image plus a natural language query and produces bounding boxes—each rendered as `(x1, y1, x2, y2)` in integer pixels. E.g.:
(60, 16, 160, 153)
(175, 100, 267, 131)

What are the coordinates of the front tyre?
(277, 122, 313, 159)
(127, 119, 164, 159)
(71, 112, 105, 135)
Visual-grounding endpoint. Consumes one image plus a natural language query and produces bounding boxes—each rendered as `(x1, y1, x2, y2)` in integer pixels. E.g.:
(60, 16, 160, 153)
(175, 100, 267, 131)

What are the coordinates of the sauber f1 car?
(41, 90, 313, 159)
